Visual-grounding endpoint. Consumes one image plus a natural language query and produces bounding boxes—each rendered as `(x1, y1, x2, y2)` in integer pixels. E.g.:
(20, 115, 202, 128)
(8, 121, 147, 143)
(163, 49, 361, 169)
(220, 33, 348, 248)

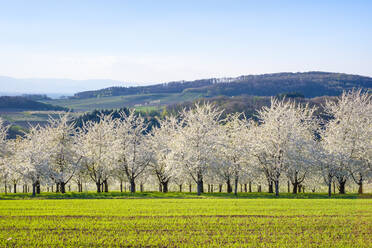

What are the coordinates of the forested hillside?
(73, 107, 159, 131)
(166, 94, 331, 120)
(74, 72, 372, 99)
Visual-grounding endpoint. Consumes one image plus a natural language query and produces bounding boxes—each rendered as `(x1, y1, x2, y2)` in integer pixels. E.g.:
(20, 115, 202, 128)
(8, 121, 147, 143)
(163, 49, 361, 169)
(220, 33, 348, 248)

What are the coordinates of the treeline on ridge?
(73, 71, 372, 99)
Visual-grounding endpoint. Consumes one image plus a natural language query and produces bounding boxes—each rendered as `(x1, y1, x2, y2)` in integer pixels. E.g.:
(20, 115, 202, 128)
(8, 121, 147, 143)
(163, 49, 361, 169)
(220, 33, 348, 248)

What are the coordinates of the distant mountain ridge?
(73, 72, 372, 99)
(0, 76, 130, 96)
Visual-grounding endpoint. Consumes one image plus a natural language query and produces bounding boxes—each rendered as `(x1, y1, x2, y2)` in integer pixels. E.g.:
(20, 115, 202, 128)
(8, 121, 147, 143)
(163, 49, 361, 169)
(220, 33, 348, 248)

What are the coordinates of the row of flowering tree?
(0, 89, 371, 196)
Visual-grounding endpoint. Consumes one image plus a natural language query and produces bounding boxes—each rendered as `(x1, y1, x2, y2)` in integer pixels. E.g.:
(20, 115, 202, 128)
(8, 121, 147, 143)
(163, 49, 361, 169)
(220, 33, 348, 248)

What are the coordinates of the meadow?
(0, 111, 81, 129)
(0, 194, 371, 247)
(42, 92, 203, 112)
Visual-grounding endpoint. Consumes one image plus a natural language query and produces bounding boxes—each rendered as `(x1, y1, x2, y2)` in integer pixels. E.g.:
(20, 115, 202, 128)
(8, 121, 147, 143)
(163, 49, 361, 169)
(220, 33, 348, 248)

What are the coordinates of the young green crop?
(0, 198, 370, 247)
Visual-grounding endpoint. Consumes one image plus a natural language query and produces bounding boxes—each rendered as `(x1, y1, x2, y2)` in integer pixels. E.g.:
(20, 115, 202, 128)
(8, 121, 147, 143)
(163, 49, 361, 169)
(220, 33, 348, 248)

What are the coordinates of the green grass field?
(0, 111, 81, 128)
(0, 194, 371, 247)
(43, 92, 204, 112)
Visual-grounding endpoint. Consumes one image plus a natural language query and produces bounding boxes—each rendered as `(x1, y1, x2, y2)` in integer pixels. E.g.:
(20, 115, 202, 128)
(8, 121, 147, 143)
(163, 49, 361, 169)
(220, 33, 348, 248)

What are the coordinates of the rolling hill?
(44, 71, 372, 112)
(0, 96, 71, 130)
(74, 71, 372, 99)
(0, 96, 69, 112)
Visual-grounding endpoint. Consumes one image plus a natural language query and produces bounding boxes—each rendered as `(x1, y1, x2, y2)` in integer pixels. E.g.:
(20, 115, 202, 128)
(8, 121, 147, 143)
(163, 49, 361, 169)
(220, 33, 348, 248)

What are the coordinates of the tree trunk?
(120, 181, 123, 193)
(96, 181, 101, 193)
(196, 174, 203, 195)
(211, 184, 213, 193)
(13, 183, 16, 194)
(162, 181, 168, 193)
(158, 183, 162, 192)
(244, 183, 247, 192)
(338, 180, 346, 194)
(354, 174, 364, 194)
(298, 184, 302, 193)
(268, 182, 273, 193)
(189, 184, 192, 192)
(32, 183, 36, 197)
(226, 178, 232, 193)
(36, 181, 41, 194)
(292, 182, 298, 194)
(103, 180, 109, 192)
(179, 184, 182, 192)
(234, 176, 238, 195)
(249, 182, 252, 193)
(219, 184, 222, 193)
(274, 180, 279, 197)
(328, 182, 332, 198)
(207, 184, 210, 193)
(56, 183, 60, 193)
(358, 183, 363, 194)
(258, 184, 262, 192)
(140, 184, 144, 192)
(130, 180, 136, 193)
(60, 182, 66, 194)
(4, 181, 8, 194)
(287, 181, 290, 193)
(197, 181, 203, 195)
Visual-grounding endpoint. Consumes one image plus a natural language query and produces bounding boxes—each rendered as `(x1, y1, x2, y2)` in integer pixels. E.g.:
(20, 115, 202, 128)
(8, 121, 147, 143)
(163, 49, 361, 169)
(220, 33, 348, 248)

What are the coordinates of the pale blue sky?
(0, 0, 371, 85)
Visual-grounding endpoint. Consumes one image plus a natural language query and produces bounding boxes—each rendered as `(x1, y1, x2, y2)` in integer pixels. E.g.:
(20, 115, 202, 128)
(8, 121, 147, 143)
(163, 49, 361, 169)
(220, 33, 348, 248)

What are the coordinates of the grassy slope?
(0, 197, 370, 247)
(0, 111, 81, 128)
(43, 92, 204, 112)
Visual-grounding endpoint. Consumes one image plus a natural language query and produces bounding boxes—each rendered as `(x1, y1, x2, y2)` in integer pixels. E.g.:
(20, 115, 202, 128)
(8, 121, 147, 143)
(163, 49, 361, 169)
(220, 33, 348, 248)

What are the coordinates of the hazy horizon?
(1, 70, 371, 97)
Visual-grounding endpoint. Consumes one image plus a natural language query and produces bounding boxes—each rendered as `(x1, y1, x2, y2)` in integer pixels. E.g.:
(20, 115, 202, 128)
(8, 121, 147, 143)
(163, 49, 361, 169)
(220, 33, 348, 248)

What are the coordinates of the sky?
(0, 0, 371, 91)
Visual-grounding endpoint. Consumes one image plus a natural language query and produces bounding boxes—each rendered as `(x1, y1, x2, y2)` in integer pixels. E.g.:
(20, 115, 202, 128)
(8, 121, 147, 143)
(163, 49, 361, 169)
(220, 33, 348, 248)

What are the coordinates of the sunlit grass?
(42, 92, 203, 112)
(0, 197, 370, 247)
